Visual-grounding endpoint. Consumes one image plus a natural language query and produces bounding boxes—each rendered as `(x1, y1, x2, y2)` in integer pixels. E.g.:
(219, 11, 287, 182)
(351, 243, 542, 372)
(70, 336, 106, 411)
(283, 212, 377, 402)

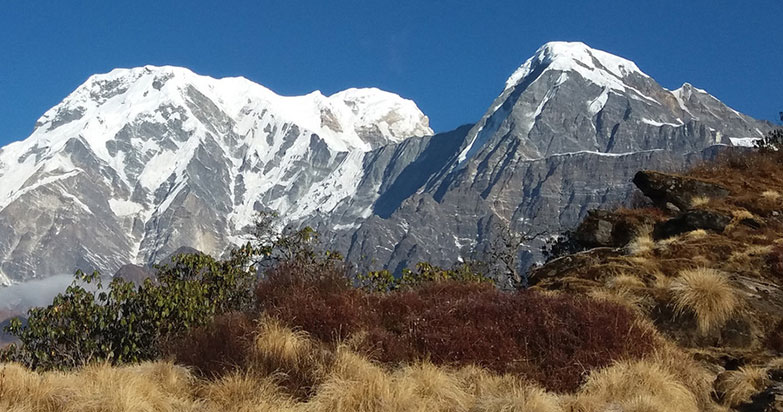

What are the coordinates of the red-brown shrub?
(255, 270, 657, 392)
(255, 261, 367, 342)
(767, 244, 783, 279)
(167, 311, 256, 378)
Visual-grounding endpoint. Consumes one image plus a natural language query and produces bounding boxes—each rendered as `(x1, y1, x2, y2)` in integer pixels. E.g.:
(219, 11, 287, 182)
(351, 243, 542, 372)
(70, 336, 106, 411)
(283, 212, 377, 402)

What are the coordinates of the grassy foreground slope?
(4, 145, 783, 411)
(0, 317, 709, 412)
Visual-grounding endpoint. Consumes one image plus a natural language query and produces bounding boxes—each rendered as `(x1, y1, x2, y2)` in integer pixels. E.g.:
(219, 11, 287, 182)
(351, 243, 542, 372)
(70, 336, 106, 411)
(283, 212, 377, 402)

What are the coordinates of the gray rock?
(0, 43, 774, 284)
(633, 170, 731, 211)
(652, 210, 733, 240)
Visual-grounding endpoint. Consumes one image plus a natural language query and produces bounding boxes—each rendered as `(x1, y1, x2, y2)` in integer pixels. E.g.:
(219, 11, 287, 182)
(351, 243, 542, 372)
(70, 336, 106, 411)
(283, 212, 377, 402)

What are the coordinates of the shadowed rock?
(652, 210, 732, 240)
(633, 170, 730, 211)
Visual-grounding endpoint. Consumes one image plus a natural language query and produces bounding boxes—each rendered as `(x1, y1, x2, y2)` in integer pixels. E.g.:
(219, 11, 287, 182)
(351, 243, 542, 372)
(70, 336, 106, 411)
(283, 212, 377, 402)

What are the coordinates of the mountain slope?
(0, 43, 772, 283)
(339, 42, 771, 276)
(0, 66, 431, 283)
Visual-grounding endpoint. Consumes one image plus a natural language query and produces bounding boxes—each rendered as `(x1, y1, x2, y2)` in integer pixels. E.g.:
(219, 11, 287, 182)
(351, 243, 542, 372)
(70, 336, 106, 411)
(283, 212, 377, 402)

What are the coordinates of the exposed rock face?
(573, 210, 659, 248)
(633, 170, 731, 211)
(0, 66, 432, 283)
(340, 41, 769, 272)
(652, 210, 732, 239)
(0, 42, 773, 283)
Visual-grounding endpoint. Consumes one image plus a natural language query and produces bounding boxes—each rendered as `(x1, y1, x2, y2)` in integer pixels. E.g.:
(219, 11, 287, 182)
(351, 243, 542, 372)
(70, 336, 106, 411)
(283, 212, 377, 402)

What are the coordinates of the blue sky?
(1, 1, 781, 146)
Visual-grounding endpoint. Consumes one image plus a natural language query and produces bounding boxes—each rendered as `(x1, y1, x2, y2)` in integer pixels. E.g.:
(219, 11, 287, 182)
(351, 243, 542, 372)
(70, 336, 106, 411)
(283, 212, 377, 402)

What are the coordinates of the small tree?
(251, 211, 334, 272)
(478, 223, 547, 290)
(357, 261, 492, 293)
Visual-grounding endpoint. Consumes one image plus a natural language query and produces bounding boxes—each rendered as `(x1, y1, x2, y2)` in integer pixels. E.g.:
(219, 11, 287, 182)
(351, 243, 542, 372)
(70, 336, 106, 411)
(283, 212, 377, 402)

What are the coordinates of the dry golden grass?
(626, 228, 655, 255)
(394, 363, 472, 411)
(595, 273, 653, 312)
(569, 358, 699, 412)
(726, 209, 758, 232)
(669, 268, 739, 334)
(0, 363, 66, 412)
(690, 196, 711, 208)
(0, 361, 197, 412)
(453, 365, 524, 401)
(714, 366, 769, 407)
(303, 349, 420, 412)
(764, 357, 783, 370)
(684, 229, 708, 239)
(254, 317, 311, 365)
(761, 190, 781, 201)
(251, 317, 332, 399)
(198, 372, 296, 412)
(3, 326, 708, 412)
(469, 386, 562, 412)
(607, 274, 646, 290)
(588, 288, 647, 314)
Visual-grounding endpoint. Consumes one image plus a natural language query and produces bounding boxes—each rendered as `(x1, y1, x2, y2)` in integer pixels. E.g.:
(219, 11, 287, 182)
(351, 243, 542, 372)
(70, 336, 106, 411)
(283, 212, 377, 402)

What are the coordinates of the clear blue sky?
(1, 1, 781, 146)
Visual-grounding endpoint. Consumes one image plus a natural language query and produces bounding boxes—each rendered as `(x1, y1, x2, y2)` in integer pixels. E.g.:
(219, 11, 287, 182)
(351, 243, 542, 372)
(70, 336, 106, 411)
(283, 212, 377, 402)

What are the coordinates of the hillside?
(3, 145, 783, 411)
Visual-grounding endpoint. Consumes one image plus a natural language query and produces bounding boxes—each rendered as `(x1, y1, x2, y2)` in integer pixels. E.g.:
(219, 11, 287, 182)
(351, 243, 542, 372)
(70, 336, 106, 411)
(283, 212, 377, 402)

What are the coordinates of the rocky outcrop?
(632, 170, 731, 211)
(652, 209, 732, 239)
(573, 209, 661, 248)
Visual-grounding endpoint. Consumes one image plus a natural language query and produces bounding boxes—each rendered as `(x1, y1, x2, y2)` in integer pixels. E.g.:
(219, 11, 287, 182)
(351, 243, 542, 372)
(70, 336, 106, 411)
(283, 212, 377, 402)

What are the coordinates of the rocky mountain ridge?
(0, 42, 772, 283)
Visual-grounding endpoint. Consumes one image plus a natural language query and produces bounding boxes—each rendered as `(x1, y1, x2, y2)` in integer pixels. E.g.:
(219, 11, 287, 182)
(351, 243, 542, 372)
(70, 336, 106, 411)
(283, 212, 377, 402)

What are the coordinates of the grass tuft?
(571, 359, 699, 412)
(669, 268, 739, 334)
(690, 196, 710, 208)
(714, 366, 769, 407)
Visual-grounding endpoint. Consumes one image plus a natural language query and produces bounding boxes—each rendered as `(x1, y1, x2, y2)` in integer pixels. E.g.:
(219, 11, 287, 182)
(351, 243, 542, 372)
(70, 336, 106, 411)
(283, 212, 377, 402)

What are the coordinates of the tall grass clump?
(669, 267, 739, 334)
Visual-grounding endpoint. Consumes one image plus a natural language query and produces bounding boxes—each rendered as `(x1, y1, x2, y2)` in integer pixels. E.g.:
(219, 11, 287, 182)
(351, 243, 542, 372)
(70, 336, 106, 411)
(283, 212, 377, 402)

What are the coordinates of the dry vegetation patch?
(669, 268, 739, 334)
(568, 358, 700, 412)
(714, 366, 770, 407)
(255, 272, 657, 392)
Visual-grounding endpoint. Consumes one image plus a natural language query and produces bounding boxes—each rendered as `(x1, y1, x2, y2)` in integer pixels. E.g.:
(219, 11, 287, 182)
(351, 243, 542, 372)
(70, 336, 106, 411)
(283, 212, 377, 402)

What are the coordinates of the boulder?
(574, 209, 661, 248)
(633, 170, 730, 211)
(652, 210, 732, 240)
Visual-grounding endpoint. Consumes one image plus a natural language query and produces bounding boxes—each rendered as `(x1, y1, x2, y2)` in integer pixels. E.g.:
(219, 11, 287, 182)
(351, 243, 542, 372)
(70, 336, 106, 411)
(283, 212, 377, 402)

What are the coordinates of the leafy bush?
(357, 261, 492, 292)
(1, 245, 258, 370)
(256, 260, 365, 342)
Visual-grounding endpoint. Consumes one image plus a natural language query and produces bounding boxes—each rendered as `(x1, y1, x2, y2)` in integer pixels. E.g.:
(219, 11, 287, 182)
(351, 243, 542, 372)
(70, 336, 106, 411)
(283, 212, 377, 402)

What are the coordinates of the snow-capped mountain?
(334, 42, 771, 277)
(0, 66, 430, 283)
(0, 42, 772, 284)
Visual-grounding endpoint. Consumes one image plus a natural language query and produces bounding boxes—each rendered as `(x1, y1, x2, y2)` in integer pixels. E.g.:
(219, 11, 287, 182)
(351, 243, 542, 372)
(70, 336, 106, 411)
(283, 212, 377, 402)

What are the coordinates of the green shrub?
(1, 245, 257, 370)
(358, 261, 492, 292)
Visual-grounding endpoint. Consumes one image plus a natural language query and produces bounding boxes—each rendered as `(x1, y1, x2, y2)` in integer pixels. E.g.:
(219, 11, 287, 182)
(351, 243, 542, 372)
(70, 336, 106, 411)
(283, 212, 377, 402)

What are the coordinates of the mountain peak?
(504, 41, 649, 91)
(28, 65, 431, 155)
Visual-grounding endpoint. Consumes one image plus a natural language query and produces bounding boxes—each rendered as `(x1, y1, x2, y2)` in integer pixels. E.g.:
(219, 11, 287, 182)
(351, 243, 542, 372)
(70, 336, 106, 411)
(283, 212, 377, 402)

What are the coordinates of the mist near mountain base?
(0, 274, 80, 314)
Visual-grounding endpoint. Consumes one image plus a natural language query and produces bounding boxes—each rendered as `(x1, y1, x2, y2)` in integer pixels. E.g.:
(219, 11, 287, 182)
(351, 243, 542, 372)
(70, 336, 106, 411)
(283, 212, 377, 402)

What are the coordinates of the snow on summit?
(504, 41, 649, 91)
(0, 65, 432, 206)
(0, 65, 433, 268)
(31, 65, 431, 152)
